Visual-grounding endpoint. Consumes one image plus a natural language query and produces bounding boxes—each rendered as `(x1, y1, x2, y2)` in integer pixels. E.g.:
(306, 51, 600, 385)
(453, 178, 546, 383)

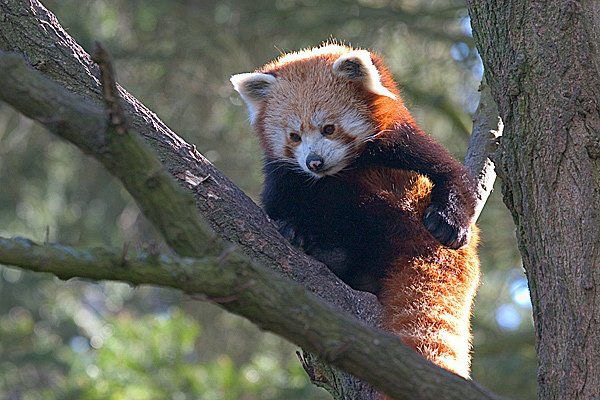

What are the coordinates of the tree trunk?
(467, 1, 600, 399)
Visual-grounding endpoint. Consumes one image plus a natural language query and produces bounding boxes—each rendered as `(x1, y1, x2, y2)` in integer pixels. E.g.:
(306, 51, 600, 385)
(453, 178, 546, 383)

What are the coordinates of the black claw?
(275, 220, 314, 251)
(423, 204, 470, 249)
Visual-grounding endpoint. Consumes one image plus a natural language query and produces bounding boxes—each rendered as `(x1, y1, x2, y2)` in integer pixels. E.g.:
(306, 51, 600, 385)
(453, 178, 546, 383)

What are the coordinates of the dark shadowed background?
(0, 1, 535, 399)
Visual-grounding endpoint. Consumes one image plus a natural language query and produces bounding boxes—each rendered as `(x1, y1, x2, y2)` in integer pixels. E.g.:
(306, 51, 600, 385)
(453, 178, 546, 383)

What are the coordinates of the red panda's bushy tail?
(380, 228, 480, 398)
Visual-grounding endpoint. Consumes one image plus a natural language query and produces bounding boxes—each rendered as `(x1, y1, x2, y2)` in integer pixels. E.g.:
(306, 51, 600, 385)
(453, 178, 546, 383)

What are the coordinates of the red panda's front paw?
(423, 203, 472, 249)
(275, 220, 312, 251)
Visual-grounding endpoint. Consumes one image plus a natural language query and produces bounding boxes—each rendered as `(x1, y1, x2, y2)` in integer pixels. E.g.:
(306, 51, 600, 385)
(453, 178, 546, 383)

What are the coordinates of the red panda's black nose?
(306, 153, 324, 172)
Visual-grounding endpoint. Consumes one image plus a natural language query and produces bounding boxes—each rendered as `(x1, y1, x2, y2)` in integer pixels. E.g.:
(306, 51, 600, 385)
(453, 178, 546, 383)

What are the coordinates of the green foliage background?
(0, 1, 535, 399)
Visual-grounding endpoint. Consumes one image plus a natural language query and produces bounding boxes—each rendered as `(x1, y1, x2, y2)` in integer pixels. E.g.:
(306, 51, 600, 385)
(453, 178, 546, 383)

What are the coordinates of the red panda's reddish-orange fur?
(362, 168, 480, 378)
(256, 46, 411, 153)
(231, 44, 480, 388)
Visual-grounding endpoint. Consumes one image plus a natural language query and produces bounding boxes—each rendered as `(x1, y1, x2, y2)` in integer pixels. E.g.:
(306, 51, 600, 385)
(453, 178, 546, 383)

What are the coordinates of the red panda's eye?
(289, 132, 301, 143)
(321, 124, 335, 136)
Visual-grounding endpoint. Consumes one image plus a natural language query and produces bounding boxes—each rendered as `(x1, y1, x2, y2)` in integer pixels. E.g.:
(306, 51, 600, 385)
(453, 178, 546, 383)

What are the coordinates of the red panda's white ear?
(332, 50, 396, 100)
(230, 72, 276, 123)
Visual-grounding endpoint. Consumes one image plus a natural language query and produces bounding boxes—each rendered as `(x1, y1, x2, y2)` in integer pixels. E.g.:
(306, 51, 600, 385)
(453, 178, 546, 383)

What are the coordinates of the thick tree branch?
(0, 236, 505, 400)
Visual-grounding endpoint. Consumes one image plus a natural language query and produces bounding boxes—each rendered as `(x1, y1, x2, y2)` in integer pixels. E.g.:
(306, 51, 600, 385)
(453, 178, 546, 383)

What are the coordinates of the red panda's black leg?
(274, 220, 369, 289)
(358, 128, 476, 249)
(274, 220, 313, 251)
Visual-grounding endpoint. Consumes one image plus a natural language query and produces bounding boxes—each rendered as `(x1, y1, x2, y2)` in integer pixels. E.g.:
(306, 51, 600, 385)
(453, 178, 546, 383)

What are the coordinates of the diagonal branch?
(0, 236, 505, 400)
(464, 81, 503, 222)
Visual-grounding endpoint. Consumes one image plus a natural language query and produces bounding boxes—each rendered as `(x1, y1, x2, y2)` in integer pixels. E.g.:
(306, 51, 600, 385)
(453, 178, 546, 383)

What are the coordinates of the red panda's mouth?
(310, 165, 338, 177)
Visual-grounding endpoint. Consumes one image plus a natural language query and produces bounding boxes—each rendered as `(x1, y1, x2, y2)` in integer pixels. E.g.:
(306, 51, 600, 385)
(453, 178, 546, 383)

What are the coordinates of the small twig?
(91, 42, 128, 135)
(296, 350, 338, 394)
(175, 170, 212, 187)
(296, 351, 317, 381)
(198, 174, 212, 184)
(143, 241, 161, 260)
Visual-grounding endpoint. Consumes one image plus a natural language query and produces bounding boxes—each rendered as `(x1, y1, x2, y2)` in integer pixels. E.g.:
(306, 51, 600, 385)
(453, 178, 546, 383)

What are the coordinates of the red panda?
(231, 44, 480, 383)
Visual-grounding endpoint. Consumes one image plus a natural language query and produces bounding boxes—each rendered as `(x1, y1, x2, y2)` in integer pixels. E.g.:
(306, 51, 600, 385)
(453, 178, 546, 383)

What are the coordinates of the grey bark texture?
(467, 1, 600, 399)
(0, 1, 501, 399)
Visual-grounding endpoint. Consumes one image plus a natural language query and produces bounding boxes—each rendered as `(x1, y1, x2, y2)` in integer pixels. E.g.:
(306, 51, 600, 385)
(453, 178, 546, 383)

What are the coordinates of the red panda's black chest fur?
(262, 161, 435, 294)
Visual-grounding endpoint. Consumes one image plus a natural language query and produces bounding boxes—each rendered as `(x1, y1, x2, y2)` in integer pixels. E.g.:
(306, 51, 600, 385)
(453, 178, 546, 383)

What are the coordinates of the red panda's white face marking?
(260, 92, 375, 178)
(231, 44, 398, 178)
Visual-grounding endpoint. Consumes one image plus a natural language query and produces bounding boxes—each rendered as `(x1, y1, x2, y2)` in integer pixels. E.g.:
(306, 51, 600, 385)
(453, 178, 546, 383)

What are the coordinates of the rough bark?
(0, 1, 502, 398)
(467, 1, 600, 399)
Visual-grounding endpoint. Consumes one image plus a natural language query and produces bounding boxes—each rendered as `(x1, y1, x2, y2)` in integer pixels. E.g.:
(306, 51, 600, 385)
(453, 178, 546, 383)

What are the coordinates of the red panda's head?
(231, 44, 411, 178)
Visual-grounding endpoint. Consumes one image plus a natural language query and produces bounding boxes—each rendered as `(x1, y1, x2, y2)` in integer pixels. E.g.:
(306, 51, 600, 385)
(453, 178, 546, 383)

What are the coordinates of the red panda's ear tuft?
(332, 50, 397, 100)
(230, 72, 276, 122)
